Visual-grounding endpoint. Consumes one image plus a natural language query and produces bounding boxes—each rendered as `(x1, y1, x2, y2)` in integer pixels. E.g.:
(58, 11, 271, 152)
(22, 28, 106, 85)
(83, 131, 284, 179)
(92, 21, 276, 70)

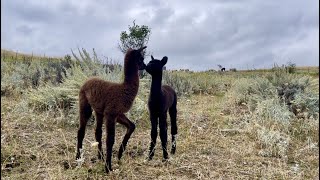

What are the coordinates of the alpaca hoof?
(147, 156, 153, 161)
(148, 151, 155, 161)
(162, 158, 169, 162)
(171, 149, 176, 155)
(117, 153, 123, 160)
(98, 154, 104, 160)
(162, 150, 169, 160)
(105, 167, 113, 173)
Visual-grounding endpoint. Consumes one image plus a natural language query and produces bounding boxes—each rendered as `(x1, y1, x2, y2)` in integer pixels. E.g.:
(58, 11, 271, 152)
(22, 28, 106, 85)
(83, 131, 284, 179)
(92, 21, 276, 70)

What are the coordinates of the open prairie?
(1, 50, 319, 179)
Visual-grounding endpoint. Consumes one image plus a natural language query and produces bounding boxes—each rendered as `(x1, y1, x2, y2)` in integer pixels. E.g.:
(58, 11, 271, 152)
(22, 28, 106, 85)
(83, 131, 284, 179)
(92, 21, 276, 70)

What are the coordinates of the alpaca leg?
(95, 113, 104, 160)
(159, 113, 168, 160)
(148, 113, 158, 160)
(76, 102, 92, 159)
(105, 114, 116, 173)
(169, 105, 177, 155)
(117, 114, 136, 160)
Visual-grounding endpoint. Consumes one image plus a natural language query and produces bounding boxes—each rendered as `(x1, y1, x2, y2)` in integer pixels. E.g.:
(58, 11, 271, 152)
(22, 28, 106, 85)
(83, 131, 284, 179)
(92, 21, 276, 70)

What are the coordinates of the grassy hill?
(1, 49, 62, 62)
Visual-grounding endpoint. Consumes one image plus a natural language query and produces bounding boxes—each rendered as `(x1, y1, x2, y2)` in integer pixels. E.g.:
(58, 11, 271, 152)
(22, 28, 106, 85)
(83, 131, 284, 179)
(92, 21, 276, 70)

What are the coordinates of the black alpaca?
(145, 55, 178, 160)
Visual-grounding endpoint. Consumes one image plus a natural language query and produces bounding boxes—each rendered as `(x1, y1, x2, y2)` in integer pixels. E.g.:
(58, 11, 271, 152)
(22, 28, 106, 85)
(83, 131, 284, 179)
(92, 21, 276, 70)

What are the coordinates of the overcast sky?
(1, 0, 319, 71)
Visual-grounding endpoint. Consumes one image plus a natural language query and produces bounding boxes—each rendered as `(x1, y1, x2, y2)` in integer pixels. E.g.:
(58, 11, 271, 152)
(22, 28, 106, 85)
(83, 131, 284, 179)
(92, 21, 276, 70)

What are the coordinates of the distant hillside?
(238, 66, 319, 74)
(1, 49, 318, 76)
(1, 49, 62, 61)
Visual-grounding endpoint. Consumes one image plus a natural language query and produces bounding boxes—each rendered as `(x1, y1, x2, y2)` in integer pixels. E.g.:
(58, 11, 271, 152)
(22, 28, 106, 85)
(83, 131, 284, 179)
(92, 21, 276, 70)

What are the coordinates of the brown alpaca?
(76, 46, 147, 173)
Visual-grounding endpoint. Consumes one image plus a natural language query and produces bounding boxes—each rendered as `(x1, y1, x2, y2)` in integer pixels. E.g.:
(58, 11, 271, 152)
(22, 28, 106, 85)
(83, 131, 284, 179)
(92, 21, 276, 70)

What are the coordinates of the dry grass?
(1, 93, 318, 179)
(237, 67, 319, 78)
(1, 49, 61, 61)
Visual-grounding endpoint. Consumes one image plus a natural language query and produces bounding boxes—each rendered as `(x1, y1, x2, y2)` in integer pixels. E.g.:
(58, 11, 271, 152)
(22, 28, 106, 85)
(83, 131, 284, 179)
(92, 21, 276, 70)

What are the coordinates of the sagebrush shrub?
(255, 98, 294, 130)
(26, 51, 122, 122)
(256, 127, 290, 158)
(162, 71, 193, 96)
(224, 72, 319, 159)
(292, 91, 319, 119)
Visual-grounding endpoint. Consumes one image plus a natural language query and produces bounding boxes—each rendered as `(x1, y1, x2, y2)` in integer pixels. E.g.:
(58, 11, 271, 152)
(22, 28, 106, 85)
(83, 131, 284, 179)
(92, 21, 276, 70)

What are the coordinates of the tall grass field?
(1, 49, 319, 179)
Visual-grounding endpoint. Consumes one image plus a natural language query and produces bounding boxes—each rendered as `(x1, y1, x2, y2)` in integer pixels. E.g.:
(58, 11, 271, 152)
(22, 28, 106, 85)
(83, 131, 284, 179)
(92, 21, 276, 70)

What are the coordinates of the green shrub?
(255, 98, 294, 129)
(292, 91, 319, 119)
(27, 85, 75, 111)
(286, 61, 296, 74)
(256, 127, 290, 158)
(223, 71, 319, 159)
(162, 71, 193, 96)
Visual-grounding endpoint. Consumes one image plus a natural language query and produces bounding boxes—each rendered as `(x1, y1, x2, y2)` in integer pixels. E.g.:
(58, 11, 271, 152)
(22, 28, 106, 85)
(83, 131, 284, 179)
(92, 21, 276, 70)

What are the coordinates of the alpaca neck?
(123, 59, 139, 94)
(150, 74, 162, 99)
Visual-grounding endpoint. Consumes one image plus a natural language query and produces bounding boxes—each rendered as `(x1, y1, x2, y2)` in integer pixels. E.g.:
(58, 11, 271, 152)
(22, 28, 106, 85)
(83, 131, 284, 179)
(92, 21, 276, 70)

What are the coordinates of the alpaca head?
(146, 55, 168, 75)
(128, 46, 147, 70)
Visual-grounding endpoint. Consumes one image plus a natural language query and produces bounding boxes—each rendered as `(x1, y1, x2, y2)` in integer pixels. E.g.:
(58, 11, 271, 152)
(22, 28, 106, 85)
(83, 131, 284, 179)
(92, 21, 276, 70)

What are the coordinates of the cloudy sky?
(1, 0, 319, 71)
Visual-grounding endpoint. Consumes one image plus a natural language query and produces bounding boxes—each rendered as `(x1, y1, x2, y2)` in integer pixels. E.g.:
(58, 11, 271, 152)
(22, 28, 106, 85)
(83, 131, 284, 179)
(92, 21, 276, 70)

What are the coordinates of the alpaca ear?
(151, 55, 154, 60)
(161, 56, 168, 65)
(139, 46, 147, 52)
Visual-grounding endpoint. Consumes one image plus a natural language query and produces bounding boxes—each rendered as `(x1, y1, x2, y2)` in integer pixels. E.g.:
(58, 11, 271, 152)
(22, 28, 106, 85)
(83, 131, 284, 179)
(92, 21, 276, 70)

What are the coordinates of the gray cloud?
(16, 25, 34, 36)
(2, 0, 318, 70)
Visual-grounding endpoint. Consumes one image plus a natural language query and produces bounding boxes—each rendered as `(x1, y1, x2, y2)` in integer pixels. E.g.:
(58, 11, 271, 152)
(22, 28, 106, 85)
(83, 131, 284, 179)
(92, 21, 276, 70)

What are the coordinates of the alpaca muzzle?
(138, 62, 147, 70)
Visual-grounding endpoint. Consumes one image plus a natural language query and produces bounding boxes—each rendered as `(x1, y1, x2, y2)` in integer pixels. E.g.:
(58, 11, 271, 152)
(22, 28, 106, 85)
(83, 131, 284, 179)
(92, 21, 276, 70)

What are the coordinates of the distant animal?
(145, 55, 178, 160)
(76, 46, 147, 173)
(221, 67, 226, 72)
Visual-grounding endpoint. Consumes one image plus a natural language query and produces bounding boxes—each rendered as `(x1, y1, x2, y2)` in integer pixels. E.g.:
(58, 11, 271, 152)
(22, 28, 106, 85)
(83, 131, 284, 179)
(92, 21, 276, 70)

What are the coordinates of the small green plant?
(118, 20, 151, 55)
(286, 61, 296, 74)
